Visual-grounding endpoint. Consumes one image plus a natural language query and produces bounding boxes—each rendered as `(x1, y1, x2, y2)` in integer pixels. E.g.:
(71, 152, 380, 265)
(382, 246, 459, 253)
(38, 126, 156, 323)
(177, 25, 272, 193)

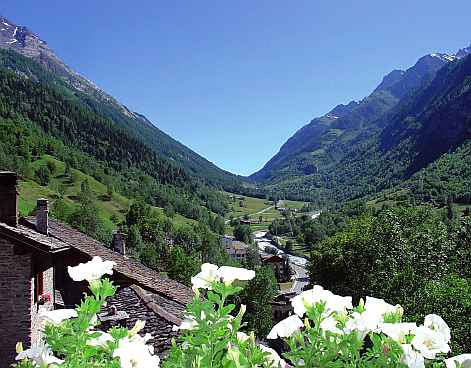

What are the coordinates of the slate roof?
(261, 254, 284, 263)
(45, 218, 194, 306)
(0, 220, 69, 253)
(100, 285, 181, 354)
(1, 215, 194, 348)
(17, 216, 193, 308)
(227, 241, 249, 250)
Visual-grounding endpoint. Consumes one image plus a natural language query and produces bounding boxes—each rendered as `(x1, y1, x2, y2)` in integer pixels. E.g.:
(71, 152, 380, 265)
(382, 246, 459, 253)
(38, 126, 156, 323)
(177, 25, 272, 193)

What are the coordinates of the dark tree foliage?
(309, 206, 471, 353)
(239, 266, 279, 337)
(233, 224, 252, 244)
(166, 246, 201, 287)
(68, 180, 111, 244)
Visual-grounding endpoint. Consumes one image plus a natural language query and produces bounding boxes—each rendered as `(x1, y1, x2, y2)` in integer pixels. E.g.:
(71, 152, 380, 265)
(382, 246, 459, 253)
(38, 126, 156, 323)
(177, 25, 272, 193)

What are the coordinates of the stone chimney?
(0, 171, 19, 227)
(112, 230, 126, 255)
(36, 198, 49, 235)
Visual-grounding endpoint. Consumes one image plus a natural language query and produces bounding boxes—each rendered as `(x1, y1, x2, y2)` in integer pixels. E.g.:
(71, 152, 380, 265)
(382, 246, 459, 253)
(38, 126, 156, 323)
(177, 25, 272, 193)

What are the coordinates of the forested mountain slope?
(252, 46, 471, 204)
(265, 52, 471, 205)
(0, 15, 246, 190)
(252, 47, 471, 188)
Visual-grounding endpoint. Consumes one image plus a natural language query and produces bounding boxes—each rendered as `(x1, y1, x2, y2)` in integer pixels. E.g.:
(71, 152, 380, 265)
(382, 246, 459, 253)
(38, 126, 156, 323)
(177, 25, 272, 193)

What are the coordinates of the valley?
(0, 9, 470, 363)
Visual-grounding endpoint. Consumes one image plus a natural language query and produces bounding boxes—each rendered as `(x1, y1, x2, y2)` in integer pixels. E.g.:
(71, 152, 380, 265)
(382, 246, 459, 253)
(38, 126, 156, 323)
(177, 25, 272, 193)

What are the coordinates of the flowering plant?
(12, 258, 471, 368)
(163, 263, 284, 367)
(38, 293, 52, 305)
(266, 285, 470, 368)
(14, 256, 159, 368)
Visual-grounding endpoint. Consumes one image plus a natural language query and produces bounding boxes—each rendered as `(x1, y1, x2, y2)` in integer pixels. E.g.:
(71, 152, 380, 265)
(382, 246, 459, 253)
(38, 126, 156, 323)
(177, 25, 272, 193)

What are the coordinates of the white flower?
(345, 311, 381, 339)
(320, 315, 344, 335)
(191, 263, 219, 291)
(39, 308, 78, 325)
(380, 322, 417, 343)
(131, 333, 154, 346)
(15, 342, 63, 366)
(290, 285, 325, 317)
(325, 293, 353, 313)
(190, 264, 256, 290)
(172, 316, 198, 331)
(411, 326, 451, 359)
(364, 297, 402, 320)
(216, 266, 255, 284)
(424, 314, 451, 343)
(87, 331, 114, 347)
(401, 344, 425, 368)
(267, 314, 304, 339)
(290, 285, 352, 317)
(236, 331, 250, 342)
(345, 297, 403, 337)
(259, 344, 287, 367)
(113, 336, 160, 368)
(68, 256, 116, 282)
(445, 354, 471, 368)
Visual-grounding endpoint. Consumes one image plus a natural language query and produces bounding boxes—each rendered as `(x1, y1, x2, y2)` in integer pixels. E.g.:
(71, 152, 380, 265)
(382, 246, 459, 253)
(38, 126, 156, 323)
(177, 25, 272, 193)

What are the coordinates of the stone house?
(261, 254, 291, 282)
(225, 240, 249, 262)
(270, 292, 296, 323)
(0, 172, 193, 364)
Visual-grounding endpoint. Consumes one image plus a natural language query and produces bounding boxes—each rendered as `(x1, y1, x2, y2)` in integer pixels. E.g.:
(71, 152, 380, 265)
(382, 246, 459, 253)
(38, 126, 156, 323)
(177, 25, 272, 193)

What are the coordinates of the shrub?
(309, 206, 471, 353)
(12, 258, 471, 368)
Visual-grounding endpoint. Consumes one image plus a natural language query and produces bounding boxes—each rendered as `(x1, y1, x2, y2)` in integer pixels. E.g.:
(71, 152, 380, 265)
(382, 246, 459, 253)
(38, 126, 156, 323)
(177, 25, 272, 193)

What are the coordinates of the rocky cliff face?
(0, 15, 137, 118)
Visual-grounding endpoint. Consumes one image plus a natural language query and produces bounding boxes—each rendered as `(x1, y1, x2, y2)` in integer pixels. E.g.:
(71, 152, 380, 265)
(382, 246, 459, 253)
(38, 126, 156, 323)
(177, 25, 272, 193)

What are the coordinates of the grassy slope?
(19, 155, 196, 232)
(223, 192, 306, 234)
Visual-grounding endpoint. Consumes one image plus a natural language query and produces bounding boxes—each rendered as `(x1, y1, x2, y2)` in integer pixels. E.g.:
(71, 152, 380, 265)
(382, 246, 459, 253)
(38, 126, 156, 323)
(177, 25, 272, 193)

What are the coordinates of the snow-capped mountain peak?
(0, 14, 137, 119)
(429, 44, 471, 63)
(430, 53, 457, 62)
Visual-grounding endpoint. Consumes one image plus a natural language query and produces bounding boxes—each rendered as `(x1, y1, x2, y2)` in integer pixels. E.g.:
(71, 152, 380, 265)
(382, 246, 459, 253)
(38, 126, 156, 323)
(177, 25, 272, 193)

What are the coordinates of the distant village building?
(261, 254, 291, 282)
(225, 239, 249, 262)
(239, 218, 261, 225)
(222, 235, 235, 247)
(270, 292, 296, 323)
(0, 172, 193, 363)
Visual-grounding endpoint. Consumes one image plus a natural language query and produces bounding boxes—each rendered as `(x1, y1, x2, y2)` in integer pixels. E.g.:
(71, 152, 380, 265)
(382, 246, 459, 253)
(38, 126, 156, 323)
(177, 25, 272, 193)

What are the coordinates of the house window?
(34, 271, 44, 303)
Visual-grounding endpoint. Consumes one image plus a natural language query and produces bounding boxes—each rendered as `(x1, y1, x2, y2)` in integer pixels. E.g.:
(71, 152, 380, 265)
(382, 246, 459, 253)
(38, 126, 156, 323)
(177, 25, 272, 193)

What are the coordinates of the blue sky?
(2, 1, 470, 175)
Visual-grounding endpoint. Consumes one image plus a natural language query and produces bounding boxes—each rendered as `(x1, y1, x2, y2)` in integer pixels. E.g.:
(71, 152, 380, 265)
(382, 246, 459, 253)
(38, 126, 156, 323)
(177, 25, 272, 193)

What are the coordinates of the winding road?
(253, 231, 309, 294)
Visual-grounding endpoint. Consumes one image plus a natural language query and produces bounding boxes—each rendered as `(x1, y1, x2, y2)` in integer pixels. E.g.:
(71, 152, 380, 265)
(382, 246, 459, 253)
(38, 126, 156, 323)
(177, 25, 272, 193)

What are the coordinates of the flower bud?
(15, 342, 23, 354)
(397, 306, 404, 317)
(129, 320, 145, 336)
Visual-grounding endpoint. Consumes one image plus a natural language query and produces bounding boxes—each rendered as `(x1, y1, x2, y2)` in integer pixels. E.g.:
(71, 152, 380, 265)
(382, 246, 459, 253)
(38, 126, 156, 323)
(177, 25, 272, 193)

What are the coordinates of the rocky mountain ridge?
(0, 15, 137, 118)
(251, 43, 471, 184)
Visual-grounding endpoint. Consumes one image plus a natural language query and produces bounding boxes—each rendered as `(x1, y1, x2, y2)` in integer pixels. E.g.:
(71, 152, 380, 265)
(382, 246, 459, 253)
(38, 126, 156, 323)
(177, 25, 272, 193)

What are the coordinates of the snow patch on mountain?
(430, 53, 457, 62)
(429, 45, 471, 63)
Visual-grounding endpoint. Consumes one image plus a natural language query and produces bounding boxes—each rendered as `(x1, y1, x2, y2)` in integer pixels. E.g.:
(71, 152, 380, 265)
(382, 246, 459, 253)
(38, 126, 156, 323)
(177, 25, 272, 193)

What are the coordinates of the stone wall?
(31, 258, 54, 346)
(0, 238, 33, 363)
(0, 238, 54, 364)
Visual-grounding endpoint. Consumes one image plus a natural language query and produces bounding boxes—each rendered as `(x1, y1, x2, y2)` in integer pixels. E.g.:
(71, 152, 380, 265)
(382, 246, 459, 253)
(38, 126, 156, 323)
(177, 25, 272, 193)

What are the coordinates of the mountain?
(252, 45, 471, 201)
(0, 15, 245, 190)
(0, 13, 261, 238)
(254, 46, 471, 205)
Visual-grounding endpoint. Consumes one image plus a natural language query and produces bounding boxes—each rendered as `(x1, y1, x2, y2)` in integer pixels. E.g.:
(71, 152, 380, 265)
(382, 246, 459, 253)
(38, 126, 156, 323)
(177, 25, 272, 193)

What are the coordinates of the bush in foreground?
(13, 257, 471, 367)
